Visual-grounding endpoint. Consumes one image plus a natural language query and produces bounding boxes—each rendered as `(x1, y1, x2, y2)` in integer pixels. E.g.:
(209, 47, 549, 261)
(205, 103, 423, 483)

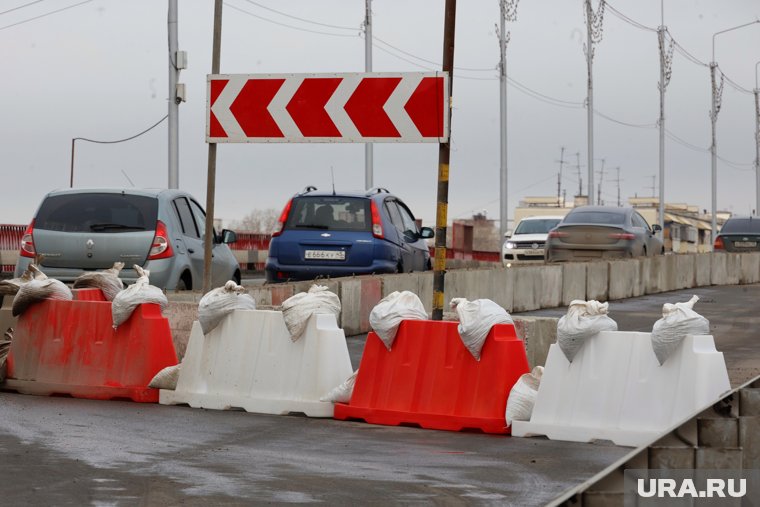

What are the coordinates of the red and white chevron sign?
(206, 72, 449, 143)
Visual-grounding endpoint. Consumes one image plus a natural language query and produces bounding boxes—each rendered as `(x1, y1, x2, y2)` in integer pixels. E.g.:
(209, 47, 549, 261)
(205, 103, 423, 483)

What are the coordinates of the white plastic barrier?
(159, 309, 353, 417)
(511, 331, 731, 447)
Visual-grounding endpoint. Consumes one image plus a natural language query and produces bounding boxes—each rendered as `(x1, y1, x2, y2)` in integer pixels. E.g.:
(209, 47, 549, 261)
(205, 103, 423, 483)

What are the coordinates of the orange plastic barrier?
(333, 320, 530, 434)
(4, 289, 177, 402)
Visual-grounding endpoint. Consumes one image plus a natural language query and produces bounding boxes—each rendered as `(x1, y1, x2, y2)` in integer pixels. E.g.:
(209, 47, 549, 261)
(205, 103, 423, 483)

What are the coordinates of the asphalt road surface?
(1, 284, 758, 506)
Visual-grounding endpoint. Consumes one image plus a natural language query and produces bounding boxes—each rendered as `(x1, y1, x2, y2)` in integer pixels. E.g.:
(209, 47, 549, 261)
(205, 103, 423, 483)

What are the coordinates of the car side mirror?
(419, 227, 435, 239)
(504, 229, 513, 239)
(221, 229, 237, 244)
(652, 224, 662, 233)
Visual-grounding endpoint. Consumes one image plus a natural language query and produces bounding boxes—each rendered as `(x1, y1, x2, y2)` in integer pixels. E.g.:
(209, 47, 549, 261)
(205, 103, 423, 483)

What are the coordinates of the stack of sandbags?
(111, 265, 167, 329)
(73, 262, 125, 301)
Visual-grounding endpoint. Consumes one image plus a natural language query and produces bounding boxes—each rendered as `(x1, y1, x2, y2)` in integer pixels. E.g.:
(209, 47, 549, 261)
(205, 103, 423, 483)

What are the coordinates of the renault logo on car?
(86, 239, 94, 249)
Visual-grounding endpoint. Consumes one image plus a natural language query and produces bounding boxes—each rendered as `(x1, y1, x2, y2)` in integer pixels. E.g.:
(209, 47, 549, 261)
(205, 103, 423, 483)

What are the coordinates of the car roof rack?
(365, 187, 390, 196)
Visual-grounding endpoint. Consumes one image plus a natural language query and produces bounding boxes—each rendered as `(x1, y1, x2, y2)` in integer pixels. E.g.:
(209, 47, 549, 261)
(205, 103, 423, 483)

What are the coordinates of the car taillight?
(19, 220, 36, 258)
(548, 230, 568, 238)
(272, 199, 292, 237)
(609, 232, 635, 240)
(370, 201, 384, 238)
(714, 236, 724, 250)
(147, 220, 174, 260)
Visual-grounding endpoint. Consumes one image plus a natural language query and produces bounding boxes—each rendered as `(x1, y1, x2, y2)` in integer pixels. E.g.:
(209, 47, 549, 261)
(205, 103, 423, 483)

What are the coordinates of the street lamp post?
(755, 61, 760, 215)
(711, 20, 760, 243)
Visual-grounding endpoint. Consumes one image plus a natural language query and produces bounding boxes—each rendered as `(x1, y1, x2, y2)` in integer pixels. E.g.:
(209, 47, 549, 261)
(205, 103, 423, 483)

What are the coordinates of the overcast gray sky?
(2, 0, 760, 227)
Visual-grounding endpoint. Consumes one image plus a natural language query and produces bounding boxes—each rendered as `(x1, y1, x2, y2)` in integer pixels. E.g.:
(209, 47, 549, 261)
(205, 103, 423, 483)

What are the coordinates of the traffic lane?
(516, 283, 760, 387)
(0, 393, 630, 506)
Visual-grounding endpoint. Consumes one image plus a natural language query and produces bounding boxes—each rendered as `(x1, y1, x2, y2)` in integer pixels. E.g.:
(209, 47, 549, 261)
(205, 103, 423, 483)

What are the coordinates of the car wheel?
(233, 270, 241, 285)
(176, 272, 191, 291)
(642, 246, 647, 257)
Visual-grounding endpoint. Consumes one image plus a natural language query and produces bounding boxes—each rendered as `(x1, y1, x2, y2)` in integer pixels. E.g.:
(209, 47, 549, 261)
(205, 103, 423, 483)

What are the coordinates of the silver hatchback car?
(14, 188, 240, 290)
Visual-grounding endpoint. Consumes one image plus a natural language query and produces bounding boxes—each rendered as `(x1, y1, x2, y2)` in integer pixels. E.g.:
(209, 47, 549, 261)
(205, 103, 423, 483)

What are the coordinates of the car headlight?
(505, 242, 516, 249)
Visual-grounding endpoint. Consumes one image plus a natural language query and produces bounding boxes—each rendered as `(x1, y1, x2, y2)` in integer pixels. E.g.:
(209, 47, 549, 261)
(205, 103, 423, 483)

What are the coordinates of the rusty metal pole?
(203, 0, 223, 294)
(432, 0, 456, 321)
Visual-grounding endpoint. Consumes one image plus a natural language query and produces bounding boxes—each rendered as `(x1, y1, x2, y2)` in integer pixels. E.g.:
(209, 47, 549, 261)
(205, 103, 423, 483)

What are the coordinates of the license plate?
(523, 249, 544, 256)
(305, 250, 345, 260)
(734, 241, 757, 248)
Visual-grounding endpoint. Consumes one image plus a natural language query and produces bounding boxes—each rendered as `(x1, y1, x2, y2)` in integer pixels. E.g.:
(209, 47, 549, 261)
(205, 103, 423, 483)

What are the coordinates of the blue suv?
(265, 187, 434, 282)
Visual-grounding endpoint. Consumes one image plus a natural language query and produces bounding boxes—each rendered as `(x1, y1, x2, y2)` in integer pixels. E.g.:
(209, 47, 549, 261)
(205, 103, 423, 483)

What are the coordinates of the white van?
(502, 215, 564, 266)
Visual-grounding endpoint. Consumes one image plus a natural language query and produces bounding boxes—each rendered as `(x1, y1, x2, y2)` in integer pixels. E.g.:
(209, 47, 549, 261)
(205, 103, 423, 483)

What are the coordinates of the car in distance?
(714, 216, 760, 252)
(502, 215, 563, 266)
(265, 187, 434, 282)
(544, 206, 663, 262)
(15, 188, 240, 290)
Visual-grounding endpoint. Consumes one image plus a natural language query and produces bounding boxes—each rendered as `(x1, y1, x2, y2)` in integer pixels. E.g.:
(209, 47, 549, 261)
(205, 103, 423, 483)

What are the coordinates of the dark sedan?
(545, 206, 664, 262)
(714, 217, 760, 252)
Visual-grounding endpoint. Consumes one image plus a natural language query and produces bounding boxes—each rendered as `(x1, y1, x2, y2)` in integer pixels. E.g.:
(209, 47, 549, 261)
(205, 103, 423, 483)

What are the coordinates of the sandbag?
(0, 328, 11, 383)
(450, 297, 513, 360)
(557, 300, 618, 362)
(281, 285, 341, 342)
(198, 280, 256, 334)
(505, 366, 544, 426)
(111, 265, 168, 329)
(73, 262, 125, 301)
(651, 295, 710, 365)
(12, 278, 73, 317)
(369, 291, 428, 351)
(148, 364, 181, 390)
(0, 263, 47, 296)
(320, 369, 358, 404)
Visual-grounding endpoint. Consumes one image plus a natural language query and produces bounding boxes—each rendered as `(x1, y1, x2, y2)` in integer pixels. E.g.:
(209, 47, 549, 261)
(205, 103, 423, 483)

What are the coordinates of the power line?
(225, 2, 359, 38)
(0, 0, 47, 16)
(373, 36, 495, 72)
(593, 109, 657, 128)
(718, 67, 754, 95)
(238, 0, 357, 31)
(666, 31, 710, 68)
(0, 0, 91, 31)
(604, 1, 658, 33)
(665, 129, 709, 152)
(75, 115, 168, 144)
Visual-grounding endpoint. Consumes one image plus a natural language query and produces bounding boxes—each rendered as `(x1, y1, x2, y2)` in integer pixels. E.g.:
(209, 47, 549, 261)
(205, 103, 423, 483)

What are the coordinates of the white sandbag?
(198, 280, 256, 334)
(505, 366, 544, 426)
(320, 369, 358, 404)
(369, 291, 428, 351)
(651, 295, 710, 366)
(450, 297, 513, 361)
(111, 265, 168, 329)
(73, 262, 125, 301)
(12, 278, 73, 317)
(557, 300, 618, 362)
(281, 285, 341, 342)
(148, 364, 181, 390)
(0, 263, 47, 296)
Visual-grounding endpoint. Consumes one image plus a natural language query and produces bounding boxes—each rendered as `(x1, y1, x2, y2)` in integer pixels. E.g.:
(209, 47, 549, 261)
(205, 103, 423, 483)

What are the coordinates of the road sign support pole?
(203, 0, 223, 295)
(168, 0, 179, 189)
(364, 0, 373, 190)
(432, 0, 456, 321)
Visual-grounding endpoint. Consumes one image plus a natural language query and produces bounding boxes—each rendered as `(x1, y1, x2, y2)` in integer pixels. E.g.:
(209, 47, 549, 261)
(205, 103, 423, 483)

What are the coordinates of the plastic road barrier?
(333, 320, 530, 434)
(159, 310, 353, 417)
(4, 289, 178, 402)
(511, 331, 731, 446)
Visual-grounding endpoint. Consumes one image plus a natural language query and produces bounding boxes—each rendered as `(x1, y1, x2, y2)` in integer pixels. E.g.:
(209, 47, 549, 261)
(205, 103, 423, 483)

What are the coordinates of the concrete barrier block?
(161, 311, 353, 417)
(646, 255, 676, 294)
(293, 279, 340, 297)
(339, 276, 382, 335)
(740, 252, 760, 284)
(711, 254, 728, 286)
(538, 265, 562, 309)
(246, 288, 273, 307)
(725, 253, 741, 285)
(512, 266, 542, 312)
(444, 268, 514, 312)
(381, 272, 434, 313)
(586, 261, 609, 301)
(608, 259, 641, 300)
(695, 253, 712, 287)
(562, 263, 587, 305)
(513, 316, 558, 369)
(512, 332, 731, 446)
(270, 284, 295, 306)
(674, 254, 696, 290)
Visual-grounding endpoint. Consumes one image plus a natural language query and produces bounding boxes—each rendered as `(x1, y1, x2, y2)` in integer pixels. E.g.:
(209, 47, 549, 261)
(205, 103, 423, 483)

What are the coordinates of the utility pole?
(168, 0, 179, 189)
(596, 158, 605, 206)
(613, 166, 621, 207)
(203, 0, 223, 294)
(754, 61, 760, 215)
(431, 0, 456, 321)
(556, 146, 565, 207)
(584, 0, 604, 208)
(497, 0, 518, 241)
(657, 1, 673, 238)
(364, 0, 373, 190)
(575, 152, 582, 199)
(648, 175, 657, 198)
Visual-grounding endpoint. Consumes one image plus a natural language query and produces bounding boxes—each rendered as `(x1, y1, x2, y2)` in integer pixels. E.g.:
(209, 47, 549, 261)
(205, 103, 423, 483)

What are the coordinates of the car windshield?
(563, 211, 626, 225)
(721, 218, 760, 234)
(285, 196, 370, 232)
(34, 193, 158, 233)
(514, 219, 562, 235)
